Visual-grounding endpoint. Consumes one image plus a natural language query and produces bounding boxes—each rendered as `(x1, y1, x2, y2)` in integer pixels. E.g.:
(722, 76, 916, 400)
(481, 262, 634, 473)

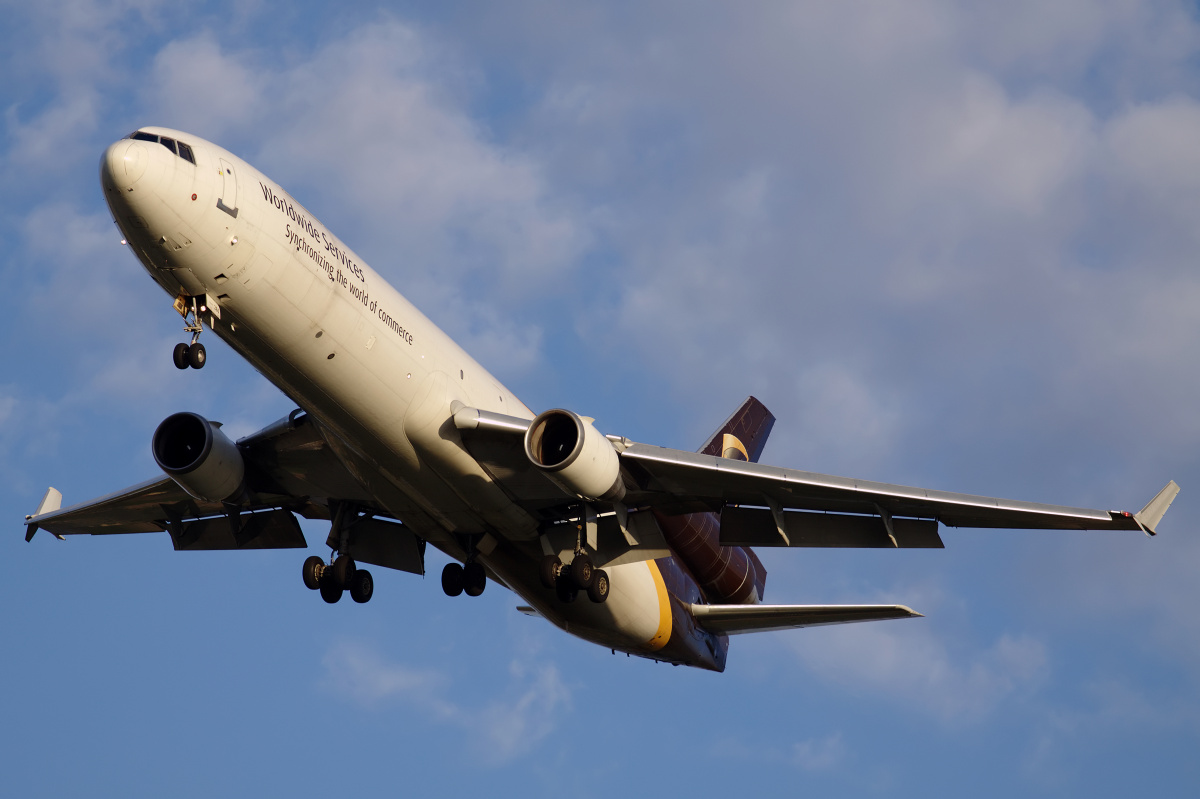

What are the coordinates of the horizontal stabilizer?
(689, 602, 922, 635)
(1133, 480, 1179, 536)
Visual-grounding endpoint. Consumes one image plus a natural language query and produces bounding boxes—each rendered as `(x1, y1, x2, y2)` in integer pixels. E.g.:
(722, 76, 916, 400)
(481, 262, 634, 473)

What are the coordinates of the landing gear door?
(217, 158, 239, 218)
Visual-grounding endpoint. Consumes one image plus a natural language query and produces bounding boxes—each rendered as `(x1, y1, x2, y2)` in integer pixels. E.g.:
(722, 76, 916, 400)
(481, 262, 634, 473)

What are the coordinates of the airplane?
(22, 126, 1180, 672)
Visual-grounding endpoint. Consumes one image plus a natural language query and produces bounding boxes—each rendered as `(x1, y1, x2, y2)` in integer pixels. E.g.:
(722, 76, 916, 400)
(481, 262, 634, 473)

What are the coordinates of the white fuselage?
(100, 128, 679, 662)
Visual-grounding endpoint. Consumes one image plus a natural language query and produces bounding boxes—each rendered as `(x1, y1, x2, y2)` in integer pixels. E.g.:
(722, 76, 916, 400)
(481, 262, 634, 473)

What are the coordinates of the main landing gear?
(172, 295, 207, 370)
(442, 560, 487, 597)
(303, 554, 374, 604)
(539, 553, 610, 604)
(537, 505, 610, 604)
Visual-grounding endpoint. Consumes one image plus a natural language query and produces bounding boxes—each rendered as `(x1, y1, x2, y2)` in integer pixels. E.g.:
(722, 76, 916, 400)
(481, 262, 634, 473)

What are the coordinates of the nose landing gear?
(171, 295, 208, 369)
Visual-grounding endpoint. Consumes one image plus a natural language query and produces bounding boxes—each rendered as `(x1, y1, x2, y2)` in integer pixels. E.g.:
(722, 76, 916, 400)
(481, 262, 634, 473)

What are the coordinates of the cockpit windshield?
(128, 130, 196, 165)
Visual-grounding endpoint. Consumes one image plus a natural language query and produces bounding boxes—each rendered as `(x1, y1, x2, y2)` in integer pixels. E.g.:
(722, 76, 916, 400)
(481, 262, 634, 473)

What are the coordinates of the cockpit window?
(127, 131, 197, 165)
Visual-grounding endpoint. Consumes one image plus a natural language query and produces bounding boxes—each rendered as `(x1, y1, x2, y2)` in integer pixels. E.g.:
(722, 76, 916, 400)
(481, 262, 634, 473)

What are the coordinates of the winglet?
(1133, 480, 1179, 536)
(24, 487, 63, 542)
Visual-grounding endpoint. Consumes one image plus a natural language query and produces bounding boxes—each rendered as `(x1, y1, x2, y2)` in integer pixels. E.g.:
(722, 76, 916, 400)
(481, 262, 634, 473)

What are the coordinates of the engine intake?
(153, 412, 246, 503)
(525, 409, 625, 502)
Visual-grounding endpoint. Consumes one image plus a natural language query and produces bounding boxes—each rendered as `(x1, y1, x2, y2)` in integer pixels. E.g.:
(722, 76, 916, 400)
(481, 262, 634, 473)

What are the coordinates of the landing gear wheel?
(555, 576, 578, 604)
(331, 555, 356, 589)
(172, 343, 191, 369)
(319, 577, 342, 604)
(587, 569, 610, 604)
(302, 555, 325, 590)
(463, 562, 487, 597)
(539, 555, 561, 590)
(188, 342, 206, 369)
(349, 569, 374, 603)
(441, 562, 464, 597)
(570, 554, 594, 590)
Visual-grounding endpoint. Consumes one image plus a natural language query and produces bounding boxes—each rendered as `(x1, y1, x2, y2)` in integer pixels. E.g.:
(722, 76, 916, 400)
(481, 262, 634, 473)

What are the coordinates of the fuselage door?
(217, 158, 239, 218)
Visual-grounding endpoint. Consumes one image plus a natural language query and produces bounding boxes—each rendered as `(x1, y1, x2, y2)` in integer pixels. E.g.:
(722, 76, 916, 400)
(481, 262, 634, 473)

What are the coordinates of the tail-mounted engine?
(524, 409, 625, 502)
(152, 411, 246, 503)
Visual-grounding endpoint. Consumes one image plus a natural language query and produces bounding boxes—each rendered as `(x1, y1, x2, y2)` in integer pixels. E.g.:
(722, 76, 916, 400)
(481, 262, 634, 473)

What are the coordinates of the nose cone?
(100, 139, 148, 191)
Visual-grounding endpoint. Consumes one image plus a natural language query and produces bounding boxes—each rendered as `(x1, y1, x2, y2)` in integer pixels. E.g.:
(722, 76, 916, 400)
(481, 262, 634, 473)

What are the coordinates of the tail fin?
(699, 396, 776, 602)
(698, 396, 776, 463)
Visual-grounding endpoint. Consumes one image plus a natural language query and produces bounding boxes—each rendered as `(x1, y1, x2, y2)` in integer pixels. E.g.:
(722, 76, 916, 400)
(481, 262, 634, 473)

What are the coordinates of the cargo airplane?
(23, 128, 1180, 671)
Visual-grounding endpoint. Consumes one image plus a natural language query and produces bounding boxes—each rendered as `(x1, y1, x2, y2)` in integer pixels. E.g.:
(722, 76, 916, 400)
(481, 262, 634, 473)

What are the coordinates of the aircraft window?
(177, 141, 195, 164)
(131, 131, 158, 142)
(159, 136, 178, 155)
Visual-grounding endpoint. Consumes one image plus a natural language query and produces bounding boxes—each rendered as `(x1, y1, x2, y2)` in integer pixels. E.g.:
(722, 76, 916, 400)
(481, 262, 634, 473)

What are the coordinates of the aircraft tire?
(555, 577, 578, 604)
(172, 343, 191, 369)
(331, 555, 356, 590)
(441, 562, 464, 597)
(463, 562, 486, 597)
(302, 555, 325, 590)
(349, 569, 374, 603)
(188, 342, 206, 369)
(587, 569, 610, 604)
(319, 577, 342, 604)
(539, 555, 561, 590)
(570, 554, 594, 590)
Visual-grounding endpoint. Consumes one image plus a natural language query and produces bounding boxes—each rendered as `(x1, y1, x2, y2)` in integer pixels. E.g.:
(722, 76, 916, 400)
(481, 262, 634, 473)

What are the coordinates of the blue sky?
(3, 1, 1200, 796)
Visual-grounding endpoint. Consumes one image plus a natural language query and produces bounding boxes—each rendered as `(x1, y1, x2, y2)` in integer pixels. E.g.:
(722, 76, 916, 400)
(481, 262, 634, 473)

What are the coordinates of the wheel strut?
(171, 295, 208, 369)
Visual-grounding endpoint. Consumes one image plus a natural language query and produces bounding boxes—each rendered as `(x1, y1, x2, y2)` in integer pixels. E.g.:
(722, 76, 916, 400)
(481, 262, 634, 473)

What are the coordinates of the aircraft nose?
(100, 139, 148, 191)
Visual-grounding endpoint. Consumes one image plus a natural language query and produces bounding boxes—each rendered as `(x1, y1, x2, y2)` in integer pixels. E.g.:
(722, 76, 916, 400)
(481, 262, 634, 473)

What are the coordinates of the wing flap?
(168, 509, 307, 550)
(689, 603, 922, 635)
(720, 506, 944, 548)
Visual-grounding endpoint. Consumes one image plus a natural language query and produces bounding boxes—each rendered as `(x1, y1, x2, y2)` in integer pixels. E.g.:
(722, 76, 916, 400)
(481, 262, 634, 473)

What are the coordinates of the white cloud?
(321, 640, 453, 713)
(792, 731, 846, 771)
(145, 33, 264, 141)
(3, 0, 165, 173)
(786, 590, 1049, 724)
(321, 640, 571, 765)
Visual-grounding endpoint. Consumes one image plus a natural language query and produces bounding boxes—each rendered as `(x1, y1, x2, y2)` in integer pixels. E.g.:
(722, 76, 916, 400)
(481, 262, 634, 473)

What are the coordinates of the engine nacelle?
(524, 409, 625, 502)
(152, 412, 246, 503)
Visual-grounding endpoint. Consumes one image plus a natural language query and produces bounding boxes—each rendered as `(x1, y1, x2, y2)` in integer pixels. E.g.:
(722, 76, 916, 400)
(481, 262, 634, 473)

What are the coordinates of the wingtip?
(1134, 480, 1180, 536)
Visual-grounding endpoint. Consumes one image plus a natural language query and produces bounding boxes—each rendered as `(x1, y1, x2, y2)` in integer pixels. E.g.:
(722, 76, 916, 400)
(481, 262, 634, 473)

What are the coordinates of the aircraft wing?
(619, 443, 1179, 537)
(453, 407, 1178, 540)
(24, 411, 382, 550)
(689, 603, 922, 635)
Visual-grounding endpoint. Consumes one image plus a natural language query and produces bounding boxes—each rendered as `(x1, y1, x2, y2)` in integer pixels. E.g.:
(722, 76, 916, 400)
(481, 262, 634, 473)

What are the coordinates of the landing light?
(230, 236, 238, 245)
(120, 239, 127, 245)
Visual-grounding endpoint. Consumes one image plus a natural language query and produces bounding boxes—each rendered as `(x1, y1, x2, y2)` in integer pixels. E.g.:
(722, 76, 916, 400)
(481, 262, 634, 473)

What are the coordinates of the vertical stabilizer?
(698, 396, 776, 464)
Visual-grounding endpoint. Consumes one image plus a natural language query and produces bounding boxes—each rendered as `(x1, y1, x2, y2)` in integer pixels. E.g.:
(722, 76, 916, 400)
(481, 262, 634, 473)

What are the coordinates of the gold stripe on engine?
(646, 561, 672, 651)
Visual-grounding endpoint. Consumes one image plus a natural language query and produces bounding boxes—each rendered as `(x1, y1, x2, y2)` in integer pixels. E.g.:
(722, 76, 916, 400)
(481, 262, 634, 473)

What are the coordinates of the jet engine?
(152, 412, 246, 503)
(524, 409, 626, 502)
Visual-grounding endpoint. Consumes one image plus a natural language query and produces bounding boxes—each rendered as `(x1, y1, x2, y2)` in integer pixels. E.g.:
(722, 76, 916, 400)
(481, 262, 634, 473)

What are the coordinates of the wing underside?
(452, 406, 1179, 543)
(24, 411, 384, 551)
